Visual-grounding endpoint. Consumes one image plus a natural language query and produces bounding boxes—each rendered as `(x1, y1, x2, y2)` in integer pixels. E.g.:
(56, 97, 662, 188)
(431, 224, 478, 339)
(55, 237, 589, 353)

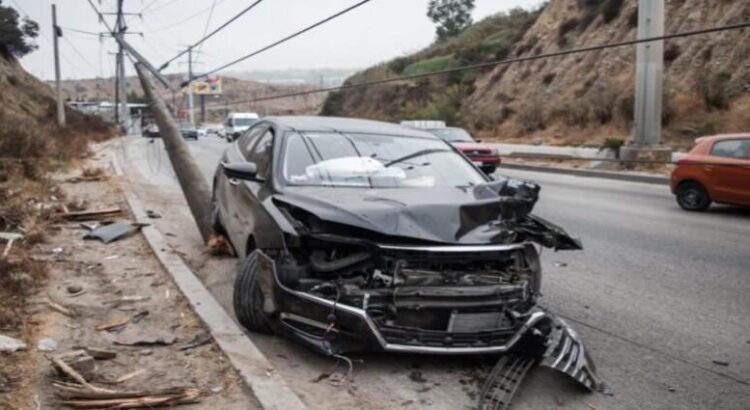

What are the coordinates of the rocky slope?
(324, 0, 750, 149)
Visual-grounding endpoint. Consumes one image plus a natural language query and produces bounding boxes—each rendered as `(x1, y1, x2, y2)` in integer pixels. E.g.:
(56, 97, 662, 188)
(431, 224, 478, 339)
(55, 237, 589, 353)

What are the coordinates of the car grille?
(377, 312, 519, 348)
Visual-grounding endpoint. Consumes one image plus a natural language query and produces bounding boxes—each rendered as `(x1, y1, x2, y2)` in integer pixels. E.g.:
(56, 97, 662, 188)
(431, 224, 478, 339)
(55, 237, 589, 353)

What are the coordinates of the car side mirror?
(222, 162, 258, 181)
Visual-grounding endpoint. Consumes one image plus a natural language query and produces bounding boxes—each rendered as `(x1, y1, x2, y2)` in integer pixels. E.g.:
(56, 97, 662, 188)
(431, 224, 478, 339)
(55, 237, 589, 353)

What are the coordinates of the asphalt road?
(119, 135, 750, 410)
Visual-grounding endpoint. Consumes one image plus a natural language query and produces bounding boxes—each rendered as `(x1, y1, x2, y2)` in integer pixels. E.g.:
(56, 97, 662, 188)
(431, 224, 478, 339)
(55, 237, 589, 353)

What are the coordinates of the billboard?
(191, 76, 222, 95)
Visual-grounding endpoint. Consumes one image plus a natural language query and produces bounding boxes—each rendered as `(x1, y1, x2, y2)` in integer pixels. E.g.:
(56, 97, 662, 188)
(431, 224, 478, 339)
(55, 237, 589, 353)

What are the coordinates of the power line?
(219, 20, 750, 106)
(142, 0, 181, 15)
(196, 0, 374, 80)
(60, 27, 101, 37)
(159, 0, 264, 70)
(145, 0, 231, 33)
(139, 0, 163, 14)
(60, 36, 99, 71)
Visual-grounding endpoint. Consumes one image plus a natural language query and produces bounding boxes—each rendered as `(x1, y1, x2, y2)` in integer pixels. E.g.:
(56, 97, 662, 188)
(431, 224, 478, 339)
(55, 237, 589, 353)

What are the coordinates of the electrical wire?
(195, 0, 375, 80)
(60, 35, 99, 71)
(145, 0, 231, 33)
(218, 20, 750, 106)
(159, 0, 264, 70)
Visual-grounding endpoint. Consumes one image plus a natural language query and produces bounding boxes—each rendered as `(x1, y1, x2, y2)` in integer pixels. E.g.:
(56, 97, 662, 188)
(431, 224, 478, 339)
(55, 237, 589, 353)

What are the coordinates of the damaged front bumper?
(254, 250, 602, 392)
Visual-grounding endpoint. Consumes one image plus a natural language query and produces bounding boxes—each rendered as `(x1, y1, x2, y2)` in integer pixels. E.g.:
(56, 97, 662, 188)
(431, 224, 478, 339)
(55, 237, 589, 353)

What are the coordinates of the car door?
(707, 138, 750, 205)
(221, 124, 267, 246)
(228, 127, 275, 257)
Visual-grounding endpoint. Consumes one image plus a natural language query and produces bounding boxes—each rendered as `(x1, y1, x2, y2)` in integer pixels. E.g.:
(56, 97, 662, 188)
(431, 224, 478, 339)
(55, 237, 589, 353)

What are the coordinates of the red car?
(671, 134, 750, 211)
(427, 127, 501, 174)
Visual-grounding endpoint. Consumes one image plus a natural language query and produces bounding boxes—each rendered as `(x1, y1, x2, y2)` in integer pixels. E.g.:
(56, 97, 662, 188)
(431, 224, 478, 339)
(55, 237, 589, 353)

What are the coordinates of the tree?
(427, 0, 475, 41)
(0, 0, 39, 59)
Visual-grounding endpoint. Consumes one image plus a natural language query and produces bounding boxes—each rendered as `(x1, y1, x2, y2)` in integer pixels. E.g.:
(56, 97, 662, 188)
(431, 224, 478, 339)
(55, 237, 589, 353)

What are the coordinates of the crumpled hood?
(274, 183, 581, 248)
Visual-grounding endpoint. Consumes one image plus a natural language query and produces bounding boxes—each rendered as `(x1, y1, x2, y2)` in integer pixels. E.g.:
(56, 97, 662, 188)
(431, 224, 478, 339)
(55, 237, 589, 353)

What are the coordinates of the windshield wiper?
(384, 148, 449, 167)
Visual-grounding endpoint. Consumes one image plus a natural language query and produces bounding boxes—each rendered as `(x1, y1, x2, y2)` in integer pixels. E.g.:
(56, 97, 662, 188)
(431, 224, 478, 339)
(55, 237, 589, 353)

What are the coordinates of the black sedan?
(212, 117, 601, 394)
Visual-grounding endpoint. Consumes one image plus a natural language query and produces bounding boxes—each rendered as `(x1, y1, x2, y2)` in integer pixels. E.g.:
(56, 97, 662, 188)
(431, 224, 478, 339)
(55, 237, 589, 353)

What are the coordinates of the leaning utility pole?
(135, 64, 213, 241)
(51, 3, 65, 127)
(622, 0, 671, 161)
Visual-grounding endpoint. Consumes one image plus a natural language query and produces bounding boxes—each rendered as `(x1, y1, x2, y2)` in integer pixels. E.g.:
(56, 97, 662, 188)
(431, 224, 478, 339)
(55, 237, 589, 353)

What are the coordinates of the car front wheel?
(233, 252, 273, 334)
(676, 181, 711, 212)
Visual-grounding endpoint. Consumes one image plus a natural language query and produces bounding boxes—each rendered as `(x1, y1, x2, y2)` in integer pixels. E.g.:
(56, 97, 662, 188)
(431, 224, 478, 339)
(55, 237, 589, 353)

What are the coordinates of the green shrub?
(402, 55, 458, 77)
(516, 100, 546, 132)
(402, 85, 467, 126)
(388, 57, 413, 74)
(600, 138, 625, 158)
(551, 101, 590, 127)
(601, 0, 624, 23)
(699, 68, 732, 110)
(664, 42, 681, 63)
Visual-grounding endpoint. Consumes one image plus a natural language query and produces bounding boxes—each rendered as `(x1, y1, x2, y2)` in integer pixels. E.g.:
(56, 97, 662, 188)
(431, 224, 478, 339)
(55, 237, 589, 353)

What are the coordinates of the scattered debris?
(66, 285, 84, 294)
(131, 310, 150, 324)
(102, 295, 151, 307)
(84, 222, 148, 244)
(114, 333, 177, 347)
(0, 232, 23, 258)
(38, 337, 59, 352)
(0, 334, 27, 352)
(712, 360, 730, 367)
(409, 370, 427, 383)
(61, 208, 123, 222)
(49, 356, 112, 393)
(83, 347, 117, 360)
(139, 349, 153, 356)
(95, 317, 131, 332)
(53, 385, 202, 408)
(47, 292, 77, 317)
(114, 369, 146, 384)
(206, 233, 235, 256)
(54, 350, 97, 380)
(146, 210, 161, 219)
(554, 261, 568, 268)
(178, 333, 212, 351)
(0, 371, 10, 393)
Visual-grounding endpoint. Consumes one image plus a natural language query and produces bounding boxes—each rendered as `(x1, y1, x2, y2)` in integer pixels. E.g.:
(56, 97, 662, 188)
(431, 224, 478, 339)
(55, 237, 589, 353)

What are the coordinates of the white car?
(223, 112, 259, 142)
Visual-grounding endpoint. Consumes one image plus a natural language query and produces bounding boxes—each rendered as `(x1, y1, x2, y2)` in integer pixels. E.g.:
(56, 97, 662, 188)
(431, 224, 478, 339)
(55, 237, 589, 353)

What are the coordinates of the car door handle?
(228, 178, 240, 186)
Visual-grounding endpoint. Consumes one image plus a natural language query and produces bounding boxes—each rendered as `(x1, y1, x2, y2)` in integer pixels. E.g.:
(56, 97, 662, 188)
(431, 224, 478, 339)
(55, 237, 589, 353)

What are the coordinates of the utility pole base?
(620, 144, 673, 164)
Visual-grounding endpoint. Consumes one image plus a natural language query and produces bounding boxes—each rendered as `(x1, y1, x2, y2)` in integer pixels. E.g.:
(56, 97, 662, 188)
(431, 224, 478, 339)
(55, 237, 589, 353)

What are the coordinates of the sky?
(12, 0, 544, 81)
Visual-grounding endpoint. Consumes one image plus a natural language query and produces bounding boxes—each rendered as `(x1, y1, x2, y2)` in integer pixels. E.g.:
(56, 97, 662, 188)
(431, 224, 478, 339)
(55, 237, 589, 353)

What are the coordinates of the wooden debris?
(49, 356, 113, 393)
(47, 293, 77, 317)
(53, 385, 201, 408)
(114, 369, 146, 384)
(54, 350, 96, 380)
(95, 317, 131, 332)
(83, 347, 117, 360)
(61, 208, 123, 222)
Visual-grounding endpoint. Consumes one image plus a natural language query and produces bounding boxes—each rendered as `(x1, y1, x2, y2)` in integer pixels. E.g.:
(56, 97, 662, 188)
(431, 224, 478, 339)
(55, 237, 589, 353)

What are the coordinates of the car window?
(282, 132, 486, 188)
(238, 125, 267, 157)
(248, 130, 274, 179)
(711, 139, 750, 159)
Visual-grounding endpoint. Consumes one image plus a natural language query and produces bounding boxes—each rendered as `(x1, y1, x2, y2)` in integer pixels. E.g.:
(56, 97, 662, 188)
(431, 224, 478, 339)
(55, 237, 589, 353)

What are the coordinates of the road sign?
(191, 76, 222, 95)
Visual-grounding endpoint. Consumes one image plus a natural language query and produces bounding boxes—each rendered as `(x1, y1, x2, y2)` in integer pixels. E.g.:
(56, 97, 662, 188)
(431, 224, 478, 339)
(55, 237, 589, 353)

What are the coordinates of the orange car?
(671, 134, 750, 211)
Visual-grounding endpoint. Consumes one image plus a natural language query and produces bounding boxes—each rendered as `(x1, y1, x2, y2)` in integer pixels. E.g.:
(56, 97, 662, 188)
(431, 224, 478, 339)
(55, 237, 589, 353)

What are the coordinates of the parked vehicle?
(671, 134, 750, 211)
(178, 122, 199, 140)
(143, 123, 160, 138)
(212, 116, 600, 392)
(400, 121, 501, 175)
(224, 112, 259, 142)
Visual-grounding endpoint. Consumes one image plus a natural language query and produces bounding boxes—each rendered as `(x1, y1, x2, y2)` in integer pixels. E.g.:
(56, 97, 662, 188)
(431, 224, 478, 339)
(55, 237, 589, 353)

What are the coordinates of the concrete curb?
(499, 163, 670, 185)
(110, 149, 307, 410)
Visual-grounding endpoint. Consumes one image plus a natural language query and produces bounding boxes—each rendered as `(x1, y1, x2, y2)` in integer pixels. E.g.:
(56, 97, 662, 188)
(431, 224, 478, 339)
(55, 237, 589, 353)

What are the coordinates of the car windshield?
(235, 118, 257, 126)
(178, 123, 195, 130)
(282, 132, 486, 188)
(429, 128, 475, 143)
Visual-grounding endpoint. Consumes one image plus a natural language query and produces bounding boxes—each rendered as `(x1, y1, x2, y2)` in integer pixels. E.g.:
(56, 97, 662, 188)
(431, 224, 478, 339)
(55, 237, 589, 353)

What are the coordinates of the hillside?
(323, 0, 750, 149)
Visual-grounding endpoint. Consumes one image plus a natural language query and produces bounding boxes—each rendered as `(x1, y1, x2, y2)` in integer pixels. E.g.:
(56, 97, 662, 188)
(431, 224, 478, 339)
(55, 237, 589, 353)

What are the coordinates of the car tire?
(233, 252, 273, 334)
(676, 181, 711, 212)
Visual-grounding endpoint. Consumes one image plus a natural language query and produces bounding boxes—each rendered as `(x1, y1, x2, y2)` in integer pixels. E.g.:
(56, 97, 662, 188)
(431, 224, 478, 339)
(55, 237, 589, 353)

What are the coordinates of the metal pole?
(632, 0, 664, 147)
(117, 0, 130, 133)
(200, 94, 206, 123)
(51, 4, 65, 127)
(187, 46, 195, 126)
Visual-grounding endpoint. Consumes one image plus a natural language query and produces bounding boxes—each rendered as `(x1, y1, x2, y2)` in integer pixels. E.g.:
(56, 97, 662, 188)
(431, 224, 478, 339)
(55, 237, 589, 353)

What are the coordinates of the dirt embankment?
(0, 54, 255, 409)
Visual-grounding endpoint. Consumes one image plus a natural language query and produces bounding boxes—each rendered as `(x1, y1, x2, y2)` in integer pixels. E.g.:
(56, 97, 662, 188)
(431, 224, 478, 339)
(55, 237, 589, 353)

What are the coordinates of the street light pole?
(187, 46, 195, 126)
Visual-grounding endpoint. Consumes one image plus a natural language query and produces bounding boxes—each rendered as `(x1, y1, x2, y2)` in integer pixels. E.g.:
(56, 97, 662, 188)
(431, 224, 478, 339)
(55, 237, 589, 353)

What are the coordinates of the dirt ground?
(0, 147, 258, 409)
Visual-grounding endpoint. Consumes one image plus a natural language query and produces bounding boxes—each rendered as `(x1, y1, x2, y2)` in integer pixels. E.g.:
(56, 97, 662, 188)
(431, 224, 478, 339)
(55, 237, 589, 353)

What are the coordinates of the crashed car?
(212, 117, 601, 395)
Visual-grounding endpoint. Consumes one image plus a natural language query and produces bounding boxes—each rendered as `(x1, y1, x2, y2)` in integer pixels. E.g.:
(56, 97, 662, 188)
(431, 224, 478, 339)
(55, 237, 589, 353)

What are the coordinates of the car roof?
(697, 133, 750, 143)
(264, 116, 439, 139)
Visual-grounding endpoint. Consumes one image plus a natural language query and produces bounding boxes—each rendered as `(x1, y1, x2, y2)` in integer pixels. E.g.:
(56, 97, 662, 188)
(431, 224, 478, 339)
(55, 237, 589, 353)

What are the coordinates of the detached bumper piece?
(477, 316, 603, 410)
(540, 317, 602, 392)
